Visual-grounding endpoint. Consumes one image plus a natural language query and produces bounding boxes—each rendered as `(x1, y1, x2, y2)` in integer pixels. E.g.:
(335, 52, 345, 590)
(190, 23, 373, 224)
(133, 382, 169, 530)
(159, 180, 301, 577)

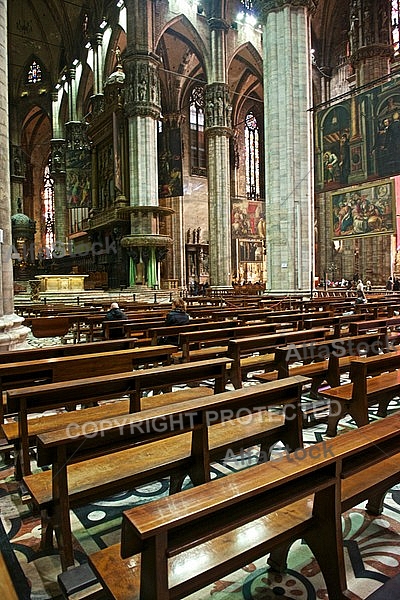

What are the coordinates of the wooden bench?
(256, 332, 385, 390)
(0, 338, 138, 364)
(148, 319, 238, 346)
(23, 376, 308, 571)
(3, 357, 231, 477)
(30, 316, 71, 338)
(303, 313, 369, 337)
(319, 350, 400, 436)
(177, 322, 295, 363)
(0, 346, 177, 411)
(226, 327, 329, 389)
(88, 413, 400, 600)
(255, 333, 385, 426)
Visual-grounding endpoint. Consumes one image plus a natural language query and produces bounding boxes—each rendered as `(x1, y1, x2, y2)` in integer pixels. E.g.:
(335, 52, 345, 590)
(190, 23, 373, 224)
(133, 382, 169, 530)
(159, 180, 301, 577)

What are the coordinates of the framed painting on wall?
(331, 180, 395, 240)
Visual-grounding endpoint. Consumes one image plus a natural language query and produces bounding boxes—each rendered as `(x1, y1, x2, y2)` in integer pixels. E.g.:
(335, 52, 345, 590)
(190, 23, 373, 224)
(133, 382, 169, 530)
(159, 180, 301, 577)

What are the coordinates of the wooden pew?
(226, 327, 329, 389)
(23, 376, 308, 571)
(88, 413, 400, 600)
(0, 346, 177, 406)
(256, 332, 384, 390)
(0, 338, 138, 364)
(303, 313, 369, 337)
(29, 315, 71, 338)
(319, 349, 400, 436)
(147, 319, 238, 346)
(4, 357, 231, 477)
(177, 322, 296, 363)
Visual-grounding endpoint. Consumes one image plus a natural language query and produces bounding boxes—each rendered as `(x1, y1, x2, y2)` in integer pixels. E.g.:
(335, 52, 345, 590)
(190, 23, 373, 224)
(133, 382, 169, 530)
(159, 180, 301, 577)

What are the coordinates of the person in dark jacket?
(160, 297, 190, 345)
(104, 302, 127, 338)
(105, 302, 127, 320)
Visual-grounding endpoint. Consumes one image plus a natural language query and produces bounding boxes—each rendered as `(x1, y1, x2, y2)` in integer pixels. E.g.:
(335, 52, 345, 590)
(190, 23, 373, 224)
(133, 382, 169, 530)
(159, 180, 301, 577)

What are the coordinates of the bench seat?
(23, 410, 286, 510)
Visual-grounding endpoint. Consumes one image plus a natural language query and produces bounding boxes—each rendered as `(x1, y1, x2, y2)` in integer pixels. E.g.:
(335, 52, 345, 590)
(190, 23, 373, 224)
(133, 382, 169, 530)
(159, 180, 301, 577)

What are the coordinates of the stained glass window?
(245, 111, 260, 199)
(27, 61, 42, 84)
(189, 86, 206, 176)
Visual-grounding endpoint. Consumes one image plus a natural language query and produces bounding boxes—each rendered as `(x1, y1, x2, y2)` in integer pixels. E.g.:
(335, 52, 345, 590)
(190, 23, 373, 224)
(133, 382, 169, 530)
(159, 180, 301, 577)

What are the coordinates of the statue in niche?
(192, 229, 197, 244)
(186, 229, 191, 244)
(196, 227, 201, 243)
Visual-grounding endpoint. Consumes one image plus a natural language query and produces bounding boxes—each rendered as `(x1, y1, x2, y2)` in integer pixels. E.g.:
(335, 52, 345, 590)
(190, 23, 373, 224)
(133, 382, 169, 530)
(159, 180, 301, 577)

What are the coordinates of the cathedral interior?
(1, 0, 400, 344)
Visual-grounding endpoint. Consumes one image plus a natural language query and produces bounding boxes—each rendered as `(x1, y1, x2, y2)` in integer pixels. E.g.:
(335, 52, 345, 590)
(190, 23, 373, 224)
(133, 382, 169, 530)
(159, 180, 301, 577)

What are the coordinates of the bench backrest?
(30, 316, 71, 338)
(274, 333, 384, 384)
(6, 357, 232, 415)
(148, 319, 237, 345)
(348, 319, 388, 335)
(0, 338, 137, 364)
(0, 346, 177, 393)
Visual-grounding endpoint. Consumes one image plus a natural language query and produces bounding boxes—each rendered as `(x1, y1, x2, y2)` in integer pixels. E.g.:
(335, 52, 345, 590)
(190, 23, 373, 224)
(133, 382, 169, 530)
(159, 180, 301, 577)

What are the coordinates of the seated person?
(159, 297, 190, 345)
(104, 302, 127, 338)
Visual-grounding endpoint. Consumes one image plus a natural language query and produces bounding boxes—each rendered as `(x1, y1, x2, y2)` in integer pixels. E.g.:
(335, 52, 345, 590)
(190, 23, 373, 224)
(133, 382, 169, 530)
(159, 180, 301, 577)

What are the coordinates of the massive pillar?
(256, 0, 314, 292)
(0, 0, 29, 350)
(121, 1, 172, 288)
(205, 17, 232, 287)
(51, 91, 67, 248)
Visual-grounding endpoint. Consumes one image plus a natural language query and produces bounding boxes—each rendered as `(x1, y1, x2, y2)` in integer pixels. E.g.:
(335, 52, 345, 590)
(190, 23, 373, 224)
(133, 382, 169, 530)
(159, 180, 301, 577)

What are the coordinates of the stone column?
(256, 0, 314, 292)
(51, 92, 67, 249)
(205, 17, 232, 288)
(0, 0, 29, 350)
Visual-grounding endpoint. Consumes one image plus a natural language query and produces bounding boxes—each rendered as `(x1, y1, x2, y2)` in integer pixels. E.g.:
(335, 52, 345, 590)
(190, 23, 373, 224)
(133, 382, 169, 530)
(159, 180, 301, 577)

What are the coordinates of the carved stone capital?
(253, 0, 318, 21)
(124, 56, 161, 119)
(205, 83, 232, 130)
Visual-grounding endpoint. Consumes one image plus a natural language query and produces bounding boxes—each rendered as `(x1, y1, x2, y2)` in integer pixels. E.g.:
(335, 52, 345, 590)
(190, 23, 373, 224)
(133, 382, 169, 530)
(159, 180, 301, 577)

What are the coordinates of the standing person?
(393, 277, 400, 291)
(104, 302, 127, 338)
(159, 296, 190, 345)
(356, 279, 367, 304)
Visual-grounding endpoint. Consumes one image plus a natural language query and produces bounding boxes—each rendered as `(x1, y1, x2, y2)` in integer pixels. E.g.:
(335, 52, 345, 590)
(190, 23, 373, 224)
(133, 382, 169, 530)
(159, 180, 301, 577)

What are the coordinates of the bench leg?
(40, 509, 55, 550)
(169, 473, 186, 494)
(366, 491, 386, 515)
(376, 395, 392, 418)
(326, 401, 346, 437)
(267, 544, 291, 572)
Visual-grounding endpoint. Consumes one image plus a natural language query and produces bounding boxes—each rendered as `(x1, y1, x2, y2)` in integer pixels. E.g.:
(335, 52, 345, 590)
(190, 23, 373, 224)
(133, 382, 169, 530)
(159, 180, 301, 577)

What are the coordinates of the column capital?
(253, 0, 318, 21)
(207, 17, 230, 33)
(205, 82, 232, 131)
(124, 55, 161, 119)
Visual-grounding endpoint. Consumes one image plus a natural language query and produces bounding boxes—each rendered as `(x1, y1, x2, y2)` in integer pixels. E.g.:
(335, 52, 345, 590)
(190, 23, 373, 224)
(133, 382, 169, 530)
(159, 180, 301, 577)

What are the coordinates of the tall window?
(42, 164, 55, 252)
(27, 60, 42, 84)
(189, 86, 206, 176)
(245, 111, 260, 199)
(393, 1, 400, 56)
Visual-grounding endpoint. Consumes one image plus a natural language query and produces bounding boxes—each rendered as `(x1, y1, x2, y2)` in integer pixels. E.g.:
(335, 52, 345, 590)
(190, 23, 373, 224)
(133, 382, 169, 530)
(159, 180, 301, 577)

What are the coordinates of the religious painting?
(331, 180, 395, 240)
(66, 147, 91, 208)
(231, 199, 265, 239)
(158, 127, 183, 198)
(314, 86, 400, 190)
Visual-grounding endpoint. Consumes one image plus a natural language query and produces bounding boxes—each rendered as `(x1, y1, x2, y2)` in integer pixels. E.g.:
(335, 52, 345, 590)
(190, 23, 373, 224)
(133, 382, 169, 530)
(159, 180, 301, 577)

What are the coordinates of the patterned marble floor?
(1, 346, 400, 599)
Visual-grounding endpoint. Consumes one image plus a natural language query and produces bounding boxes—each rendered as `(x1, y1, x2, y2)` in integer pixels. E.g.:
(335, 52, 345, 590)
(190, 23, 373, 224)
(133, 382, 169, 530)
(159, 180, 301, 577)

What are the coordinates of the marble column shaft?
(262, 3, 314, 292)
(205, 17, 232, 287)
